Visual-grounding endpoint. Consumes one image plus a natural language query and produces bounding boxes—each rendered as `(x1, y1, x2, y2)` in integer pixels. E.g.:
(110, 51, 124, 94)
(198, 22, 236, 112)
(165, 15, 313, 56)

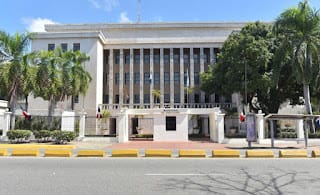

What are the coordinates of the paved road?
(1, 158, 320, 195)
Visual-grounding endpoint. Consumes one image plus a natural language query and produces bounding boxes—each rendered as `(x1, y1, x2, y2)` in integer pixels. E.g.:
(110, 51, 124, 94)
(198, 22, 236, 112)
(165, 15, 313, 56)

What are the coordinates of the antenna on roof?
(137, 0, 141, 23)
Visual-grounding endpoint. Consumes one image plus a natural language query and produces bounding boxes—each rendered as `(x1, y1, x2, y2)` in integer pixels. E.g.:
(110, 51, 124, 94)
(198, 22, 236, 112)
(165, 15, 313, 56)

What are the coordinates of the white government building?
(30, 22, 248, 142)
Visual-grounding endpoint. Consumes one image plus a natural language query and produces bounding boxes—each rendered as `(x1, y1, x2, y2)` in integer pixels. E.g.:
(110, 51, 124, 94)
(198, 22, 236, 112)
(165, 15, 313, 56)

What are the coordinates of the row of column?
(108, 48, 216, 107)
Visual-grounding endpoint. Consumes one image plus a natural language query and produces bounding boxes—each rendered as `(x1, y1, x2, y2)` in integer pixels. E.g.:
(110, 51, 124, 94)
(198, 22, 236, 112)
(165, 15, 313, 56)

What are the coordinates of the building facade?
(30, 22, 246, 141)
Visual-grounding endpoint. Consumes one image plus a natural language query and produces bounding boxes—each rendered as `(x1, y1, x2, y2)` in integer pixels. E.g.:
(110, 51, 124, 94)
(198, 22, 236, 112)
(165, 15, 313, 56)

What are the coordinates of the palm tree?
(152, 89, 161, 105)
(0, 31, 32, 129)
(274, 1, 320, 117)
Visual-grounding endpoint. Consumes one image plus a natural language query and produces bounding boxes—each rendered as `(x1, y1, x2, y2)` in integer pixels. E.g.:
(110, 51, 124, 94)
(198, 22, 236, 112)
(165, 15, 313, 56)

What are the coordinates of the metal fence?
(84, 116, 117, 137)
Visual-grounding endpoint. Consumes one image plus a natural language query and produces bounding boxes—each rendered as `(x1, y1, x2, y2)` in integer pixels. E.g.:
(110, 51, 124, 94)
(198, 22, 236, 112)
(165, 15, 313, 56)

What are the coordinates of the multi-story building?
(30, 22, 246, 141)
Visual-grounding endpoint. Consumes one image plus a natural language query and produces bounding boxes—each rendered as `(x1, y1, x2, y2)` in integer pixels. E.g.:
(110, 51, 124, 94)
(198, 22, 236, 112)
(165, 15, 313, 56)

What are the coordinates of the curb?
(145, 149, 172, 157)
(312, 150, 320, 158)
(179, 150, 206, 158)
(212, 150, 240, 158)
(0, 149, 8, 156)
(279, 150, 308, 158)
(0, 144, 75, 149)
(77, 150, 105, 157)
(112, 149, 139, 157)
(44, 149, 73, 157)
(245, 150, 274, 158)
(11, 149, 40, 157)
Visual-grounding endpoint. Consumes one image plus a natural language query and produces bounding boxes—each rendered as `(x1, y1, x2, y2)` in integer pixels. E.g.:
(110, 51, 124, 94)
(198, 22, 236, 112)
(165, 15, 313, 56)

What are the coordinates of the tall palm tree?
(274, 1, 320, 117)
(0, 31, 32, 129)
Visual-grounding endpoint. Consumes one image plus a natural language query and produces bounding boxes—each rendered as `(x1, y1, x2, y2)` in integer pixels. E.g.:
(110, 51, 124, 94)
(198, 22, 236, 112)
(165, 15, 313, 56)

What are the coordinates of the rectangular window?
(73, 43, 80, 51)
(61, 43, 68, 52)
(174, 54, 179, 64)
(174, 94, 180, 103)
(183, 54, 189, 64)
(115, 73, 119, 85)
(164, 94, 170, 103)
(115, 53, 120, 64)
(125, 54, 130, 64)
(174, 72, 179, 84)
(134, 73, 140, 84)
(194, 54, 200, 64)
(204, 53, 209, 64)
(74, 95, 79, 103)
(103, 95, 109, 104)
(144, 73, 150, 84)
(134, 94, 140, 104)
(144, 94, 150, 103)
(164, 72, 170, 84)
(48, 44, 55, 51)
(184, 72, 189, 85)
(194, 94, 199, 103)
(154, 54, 160, 64)
(134, 54, 140, 64)
(125, 73, 130, 85)
(144, 54, 150, 64)
(166, 116, 176, 131)
(194, 72, 200, 85)
(164, 54, 169, 64)
(115, 95, 119, 104)
(154, 72, 160, 85)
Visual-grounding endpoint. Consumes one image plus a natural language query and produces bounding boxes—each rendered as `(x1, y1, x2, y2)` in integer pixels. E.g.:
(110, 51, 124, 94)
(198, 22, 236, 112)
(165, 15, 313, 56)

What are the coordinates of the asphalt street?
(0, 158, 320, 195)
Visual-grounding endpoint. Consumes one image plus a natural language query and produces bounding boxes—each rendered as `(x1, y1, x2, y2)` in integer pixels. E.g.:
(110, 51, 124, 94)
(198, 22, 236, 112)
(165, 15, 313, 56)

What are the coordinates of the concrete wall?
(153, 113, 188, 141)
(30, 36, 101, 116)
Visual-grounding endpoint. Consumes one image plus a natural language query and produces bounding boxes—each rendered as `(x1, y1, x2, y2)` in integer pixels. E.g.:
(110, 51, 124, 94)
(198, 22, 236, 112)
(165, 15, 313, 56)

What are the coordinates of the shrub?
(33, 130, 52, 142)
(7, 130, 32, 143)
(51, 130, 76, 144)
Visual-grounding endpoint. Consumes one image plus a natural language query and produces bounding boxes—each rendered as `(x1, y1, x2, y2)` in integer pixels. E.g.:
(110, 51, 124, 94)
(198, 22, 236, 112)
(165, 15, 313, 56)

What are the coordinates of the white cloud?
(22, 17, 58, 32)
(119, 12, 131, 23)
(88, 0, 119, 12)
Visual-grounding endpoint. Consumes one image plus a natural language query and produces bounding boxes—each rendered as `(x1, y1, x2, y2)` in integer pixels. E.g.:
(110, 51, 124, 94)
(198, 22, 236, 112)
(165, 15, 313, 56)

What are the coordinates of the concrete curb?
(311, 150, 320, 158)
(11, 149, 40, 157)
(112, 149, 139, 157)
(77, 150, 105, 157)
(44, 149, 73, 157)
(279, 150, 308, 158)
(179, 150, 206, 158)
(212, 150, 240, 158)
(0, 149, 7, 156)
(145, 149, 172, 157)
(245, 150, 274, 158)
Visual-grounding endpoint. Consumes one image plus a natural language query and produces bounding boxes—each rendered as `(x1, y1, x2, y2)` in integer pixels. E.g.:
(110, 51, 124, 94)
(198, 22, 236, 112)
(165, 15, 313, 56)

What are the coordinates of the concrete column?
(180, 48, 184, 105)
(109, 49, 113, 104)
(139, 48, 144, 105)
(170, 48, 174, 107)
(79, 111, 87, 139)
(256, 113, 265, 143)
(215, 113, 225, 143)
(210, 47, 215, 103)
(3, 111, 11, 137)
(129, 48, 134, 107)
(160, 48, 164, 107)
(189, 48, 194, 103)
(150, 48, 154, 107)
(118, 108, 129, 143)
(119, 49, 124, 106)
(200, 48, 205, 104)
(296, 119, 304, 139)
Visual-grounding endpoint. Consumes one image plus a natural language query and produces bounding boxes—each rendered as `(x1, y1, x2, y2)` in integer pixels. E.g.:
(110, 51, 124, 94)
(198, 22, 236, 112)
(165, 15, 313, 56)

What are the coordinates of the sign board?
(246, 114, 257, 142)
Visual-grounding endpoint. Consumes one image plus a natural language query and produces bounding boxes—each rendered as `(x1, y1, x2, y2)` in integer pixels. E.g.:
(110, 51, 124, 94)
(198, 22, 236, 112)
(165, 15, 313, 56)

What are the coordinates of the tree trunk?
(48, 97, 56, 130)
(25, 95, 28, 111)
(71, 95, 74, 111)
(303, 84, 315, 133)
(9, 94, 16, 130)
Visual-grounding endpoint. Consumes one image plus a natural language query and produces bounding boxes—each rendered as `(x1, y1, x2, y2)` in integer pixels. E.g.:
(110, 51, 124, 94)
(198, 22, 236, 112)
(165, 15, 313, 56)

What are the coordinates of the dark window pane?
(61, 43, 68, 52)
(48, 44, 55, 51)
(73, 43, 80, 51)
(166, 117, 176, 131)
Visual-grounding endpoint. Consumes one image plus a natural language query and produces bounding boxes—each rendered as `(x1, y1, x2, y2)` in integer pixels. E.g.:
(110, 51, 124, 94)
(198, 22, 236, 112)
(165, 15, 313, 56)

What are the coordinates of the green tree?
(274, 0, 320, 115)
(201, 22, 302, 114)
(0, 31, 32, 128)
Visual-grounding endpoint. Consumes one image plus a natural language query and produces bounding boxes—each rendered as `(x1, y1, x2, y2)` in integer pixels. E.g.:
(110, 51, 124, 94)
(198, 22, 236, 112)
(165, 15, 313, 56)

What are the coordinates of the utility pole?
(137, 0, 141, 23)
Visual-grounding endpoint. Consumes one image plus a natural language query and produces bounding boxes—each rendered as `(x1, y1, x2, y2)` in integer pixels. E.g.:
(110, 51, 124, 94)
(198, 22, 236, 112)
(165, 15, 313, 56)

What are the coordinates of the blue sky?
(1, 0, 320, 33)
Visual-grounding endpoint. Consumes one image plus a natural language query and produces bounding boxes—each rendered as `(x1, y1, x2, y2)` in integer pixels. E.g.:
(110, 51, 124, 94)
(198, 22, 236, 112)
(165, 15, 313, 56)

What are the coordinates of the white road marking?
(145, 173, 225, 176)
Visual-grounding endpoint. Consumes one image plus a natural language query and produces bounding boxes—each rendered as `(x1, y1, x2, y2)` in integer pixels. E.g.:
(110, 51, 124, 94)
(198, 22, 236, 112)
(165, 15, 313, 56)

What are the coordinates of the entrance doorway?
(110, 118, 117, 135)
(132, 117, 138, 134)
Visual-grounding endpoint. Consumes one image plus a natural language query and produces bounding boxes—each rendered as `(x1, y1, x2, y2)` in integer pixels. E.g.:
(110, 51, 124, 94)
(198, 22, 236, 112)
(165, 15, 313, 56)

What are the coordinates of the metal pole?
(270, 120, 274, 148)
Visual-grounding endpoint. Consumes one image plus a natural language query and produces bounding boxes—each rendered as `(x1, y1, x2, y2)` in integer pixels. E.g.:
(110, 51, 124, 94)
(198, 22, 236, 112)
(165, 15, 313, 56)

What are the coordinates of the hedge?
(7, 130, 32, 143)
(51, 130, 76, 144)
(33, 130, 52, 142)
